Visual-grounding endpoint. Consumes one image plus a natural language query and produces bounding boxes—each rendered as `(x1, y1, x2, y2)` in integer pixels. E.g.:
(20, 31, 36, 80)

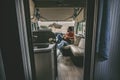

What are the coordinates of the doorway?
(28, 1, 87, 79)
(15, 0, 96, 80)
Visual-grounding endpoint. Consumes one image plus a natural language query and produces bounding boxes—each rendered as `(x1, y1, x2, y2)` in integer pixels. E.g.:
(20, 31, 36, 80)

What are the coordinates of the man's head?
(67, 26, 74, 32)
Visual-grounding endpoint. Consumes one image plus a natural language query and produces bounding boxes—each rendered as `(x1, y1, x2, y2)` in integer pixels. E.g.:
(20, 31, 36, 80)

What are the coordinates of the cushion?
(69, 38, 85, 56)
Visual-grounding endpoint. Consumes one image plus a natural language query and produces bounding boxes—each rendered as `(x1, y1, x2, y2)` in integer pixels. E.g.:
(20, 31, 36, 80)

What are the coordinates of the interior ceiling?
(32, 0, 86, 21)
(39, 8, 74, 21)
(33, 0, 86, 7)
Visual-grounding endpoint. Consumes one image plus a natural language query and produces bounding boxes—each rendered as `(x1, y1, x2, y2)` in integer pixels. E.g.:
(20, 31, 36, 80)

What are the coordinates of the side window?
(31, 22, 39, 31)
(76, 21, 86, 37)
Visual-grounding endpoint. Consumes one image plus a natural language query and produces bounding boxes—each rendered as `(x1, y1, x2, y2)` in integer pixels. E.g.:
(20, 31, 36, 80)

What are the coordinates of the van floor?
(57, 55, 83, 80)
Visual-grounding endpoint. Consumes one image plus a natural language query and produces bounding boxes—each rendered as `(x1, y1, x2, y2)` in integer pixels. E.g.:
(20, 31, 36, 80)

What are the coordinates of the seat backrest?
(78, 38, 85, 49)
(74, 34, 84, 46)
(74, 35, 81, 46)
(32, 30, 55, 43)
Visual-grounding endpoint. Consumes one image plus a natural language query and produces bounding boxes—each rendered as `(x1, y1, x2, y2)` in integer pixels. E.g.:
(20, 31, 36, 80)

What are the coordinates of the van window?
(76, 21, 86, 36)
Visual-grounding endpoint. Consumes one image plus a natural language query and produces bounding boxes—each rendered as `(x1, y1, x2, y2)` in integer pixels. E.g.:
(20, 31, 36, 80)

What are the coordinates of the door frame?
(15, 0, 36, 80)
(84, 0, 99, 80)
(15, 0, 98, 80)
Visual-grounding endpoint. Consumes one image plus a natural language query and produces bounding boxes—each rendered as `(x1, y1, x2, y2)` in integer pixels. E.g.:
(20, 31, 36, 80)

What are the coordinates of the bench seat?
(68, 38, 85, 56)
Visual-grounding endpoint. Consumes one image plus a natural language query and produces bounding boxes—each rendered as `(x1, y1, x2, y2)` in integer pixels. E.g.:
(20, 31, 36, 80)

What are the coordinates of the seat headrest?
(32, 30, 55, 43)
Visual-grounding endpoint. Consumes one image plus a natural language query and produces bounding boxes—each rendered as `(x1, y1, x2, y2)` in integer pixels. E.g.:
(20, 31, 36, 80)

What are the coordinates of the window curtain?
(96, 0, 111, 61)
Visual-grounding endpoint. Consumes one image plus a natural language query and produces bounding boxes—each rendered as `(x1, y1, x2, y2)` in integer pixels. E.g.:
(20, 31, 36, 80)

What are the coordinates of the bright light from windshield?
(38, 21, 75, 33)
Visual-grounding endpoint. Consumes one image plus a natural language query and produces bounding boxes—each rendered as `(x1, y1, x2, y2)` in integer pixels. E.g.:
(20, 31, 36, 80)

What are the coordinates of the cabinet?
(34, 44, 56, 80)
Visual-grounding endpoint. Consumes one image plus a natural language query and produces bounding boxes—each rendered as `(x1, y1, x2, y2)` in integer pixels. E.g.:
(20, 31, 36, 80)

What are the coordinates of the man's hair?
(67, 26, 74, 32)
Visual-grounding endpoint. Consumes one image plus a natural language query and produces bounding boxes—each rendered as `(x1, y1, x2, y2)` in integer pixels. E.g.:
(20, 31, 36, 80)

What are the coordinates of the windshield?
(38, 21, 75, 34)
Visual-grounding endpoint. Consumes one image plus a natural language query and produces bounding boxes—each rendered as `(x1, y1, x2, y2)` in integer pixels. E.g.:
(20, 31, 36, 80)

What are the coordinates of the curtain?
(96, 0, 111, 61)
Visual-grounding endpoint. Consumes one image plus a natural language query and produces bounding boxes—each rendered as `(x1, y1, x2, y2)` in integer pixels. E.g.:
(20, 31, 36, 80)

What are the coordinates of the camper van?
(1, 0, 120, 80)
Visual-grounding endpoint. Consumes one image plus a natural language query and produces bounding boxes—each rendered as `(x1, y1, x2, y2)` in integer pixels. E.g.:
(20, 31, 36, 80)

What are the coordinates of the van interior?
(1, 0, 120, 80)
(29, 0, 87, 80)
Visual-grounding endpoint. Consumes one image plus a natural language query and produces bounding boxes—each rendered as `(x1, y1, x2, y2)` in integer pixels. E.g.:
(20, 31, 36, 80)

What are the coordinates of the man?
(57, 27, 74, 53)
